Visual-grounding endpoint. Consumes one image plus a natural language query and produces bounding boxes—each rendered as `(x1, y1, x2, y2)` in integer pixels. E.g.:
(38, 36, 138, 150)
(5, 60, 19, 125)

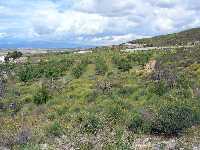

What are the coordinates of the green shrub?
(19, 143, 40, 150)
(95, 57, 108, 75)
(128, 112, 151, 133)
(176, 73, 191, 89)
(151, 104, 195, 135)
(112, 54, 131, 71)
(42, 59, 73, 78)
(47, 112, 57, 121)
(127, 52, 152, 66)
(22, 95, 33, 103)
(33, 85, 50, 105)
(81, 115, 102, 134)
(56, 106, 69, 116)
(5, 51, 23, 62)
(116, 58, 132, 72)
(112, 53, 121, 65)
(107, 105, 126, 124)
(86, 90, 98, 103)
(78, 142, 93, 150)
(18, 59, 73, 82)
(46, 121, 63, 137)
(81, 56, 91, 65)
(128, 113, 143, 132)
(118, 86, 134, 97)
(71, 63, 86, 79)
(112, 127, 132, 150)
(151, 81, 167, 96)
(193, 109, 200, 124)
(18, 64, 36, 82)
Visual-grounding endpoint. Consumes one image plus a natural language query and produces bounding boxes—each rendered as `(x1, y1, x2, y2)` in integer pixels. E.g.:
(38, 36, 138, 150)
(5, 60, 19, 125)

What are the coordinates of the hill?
(129, 27, 200, 47)
(1, 46, 200, 149)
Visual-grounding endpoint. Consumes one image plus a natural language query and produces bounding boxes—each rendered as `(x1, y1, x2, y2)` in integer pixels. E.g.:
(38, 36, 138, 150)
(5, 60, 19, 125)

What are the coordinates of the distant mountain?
(0, 40, 93, 49)
(128, 28, 200, 47)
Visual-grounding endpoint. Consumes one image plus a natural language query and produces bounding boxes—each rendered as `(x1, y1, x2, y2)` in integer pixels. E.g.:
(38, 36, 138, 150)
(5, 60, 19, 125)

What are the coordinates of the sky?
(0, 0, 200, 48)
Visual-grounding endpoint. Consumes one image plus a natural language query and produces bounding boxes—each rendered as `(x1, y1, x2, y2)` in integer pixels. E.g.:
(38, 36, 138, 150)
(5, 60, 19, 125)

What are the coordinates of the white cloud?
(56, 11, 108, 35)
(0, 0, 200, 47)
(152, 6, 198, 33)
(0, 32, 7, 38)
(28, 2, 140, 39)
(89, 34, 148, 46)
(30, 7, 109, 40)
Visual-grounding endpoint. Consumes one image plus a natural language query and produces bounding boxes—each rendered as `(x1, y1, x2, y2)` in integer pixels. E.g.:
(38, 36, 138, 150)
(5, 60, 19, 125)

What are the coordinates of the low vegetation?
(130, 27, 200, 47)
(1, 46, 200, 149)
(5, 51, 23, 62)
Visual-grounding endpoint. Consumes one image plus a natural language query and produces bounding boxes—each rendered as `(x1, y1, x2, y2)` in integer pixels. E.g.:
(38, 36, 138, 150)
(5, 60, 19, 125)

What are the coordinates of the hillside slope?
(1, 46, 200, 149)
(129, 28, 200, 47)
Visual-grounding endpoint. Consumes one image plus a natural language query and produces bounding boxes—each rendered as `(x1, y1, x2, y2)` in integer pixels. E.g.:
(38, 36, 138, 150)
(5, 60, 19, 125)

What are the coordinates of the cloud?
(0, 32, 7, 38)
(89, 33, 148, 46)
(30, 7, 109, 39)
(0, 0, 199, 48)
(74, 0, 138, 17)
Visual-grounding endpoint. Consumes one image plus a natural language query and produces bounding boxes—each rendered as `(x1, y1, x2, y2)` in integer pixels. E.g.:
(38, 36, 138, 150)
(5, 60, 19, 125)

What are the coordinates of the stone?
(16, 128, 31, 144)
(0, 147, 10, 150)
(153, 143, 166, 150)
(167, 139, 177, 150)
(40, 143, 49, 150)
(9, 103, 17, 110)
(193, 145, 200, 150)
(153, 144, 161, 150)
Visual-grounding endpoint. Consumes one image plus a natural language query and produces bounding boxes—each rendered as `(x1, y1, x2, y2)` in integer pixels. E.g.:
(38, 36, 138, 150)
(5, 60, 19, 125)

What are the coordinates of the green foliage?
(127, 52, 152, 66)
(113, 56, 132, 72)
(128, 103, 197, 135)
(86, 90, 98, 103)
(127, 111, 152, 133)
(107, 104, 126, 124)
(2, 45, 200, 148)
(39, 59, 73, 78)
(18, 64, 36, 82)
(78, 142, 93, 150)
(193, 109, 200, 124)
(19, 143, 40, 150)
(150, 81, 168, 96)
(0, 61, 15, 72)
(5, 51, 23, 61)
(46, 121, 63, 137)
(81, 115, 102, 134)
(17, 59, 73, 82)
(128, 113, 143, 132)
(151, 104, 195, 135)
(112, 53, 121, 65)
(118, 86, 133, 97)
(95, 57, 108, 75)
(71, 63, 87, 79)
(56, 106, 69, 116)
(81, 56, 92, 64)
(47, 112, 57, 121)
(33, 84, 50, 105)
(131, 28, 200, 47)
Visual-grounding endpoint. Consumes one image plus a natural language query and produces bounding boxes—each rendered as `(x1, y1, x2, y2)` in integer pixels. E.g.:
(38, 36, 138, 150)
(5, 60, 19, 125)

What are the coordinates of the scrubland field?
(1, 46, 200, 149)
